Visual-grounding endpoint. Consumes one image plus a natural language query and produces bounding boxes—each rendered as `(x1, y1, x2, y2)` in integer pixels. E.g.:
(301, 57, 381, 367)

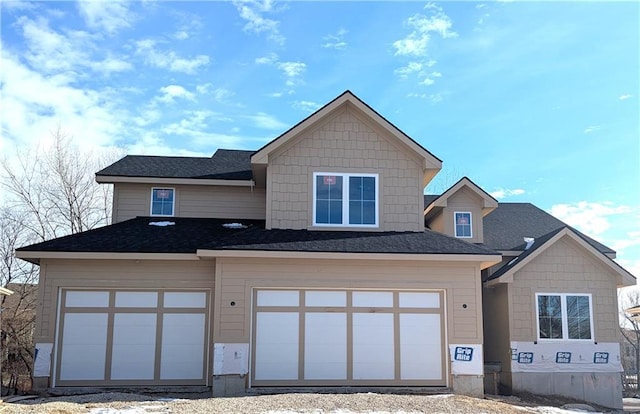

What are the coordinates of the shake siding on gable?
(266, 107, 424, 231)
(214, 257, 484, 345)
(112, 183, 266, 223)
(34, 259, 215, 344)
(509, 237, 620, 342)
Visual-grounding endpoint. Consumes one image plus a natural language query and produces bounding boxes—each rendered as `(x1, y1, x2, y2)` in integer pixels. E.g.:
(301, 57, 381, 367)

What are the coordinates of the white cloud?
(255, 53, 306, 89)
(292, 100, 321, 112)
(583, 125, 601, 134)
(393, 36, 430, 57)
(489, 188, 525, 199)
(393, 4, 457, 57)
(549, 201, 633, 236)
(246, 112, 288, 130)
(395, 62, 424, 78)
(392, 5, 453, 87)
(135, 39, 209, 74)
(278, 61, 306, 78)
(0, 48, 128, 153)
(77, 0, 133, 35)
(322, 28, 348, 50)
(255, 53, 278, 65)
(407, 92, 445, 104)
(156, 85, 195, 103)
(233, 0, 284, 45)
(174, 31, 189, 40)
(619, 94, 633, 100)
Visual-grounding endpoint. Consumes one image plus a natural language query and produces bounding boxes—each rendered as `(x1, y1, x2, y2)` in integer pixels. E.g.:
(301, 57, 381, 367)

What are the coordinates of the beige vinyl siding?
(509, 236, 620, 343)
(214, 257, 483, 345)
(34, 259, 215, 344)
(441, 187, 484, 243)
(267, 105, 424, 232)
(112, 183, 266, 222)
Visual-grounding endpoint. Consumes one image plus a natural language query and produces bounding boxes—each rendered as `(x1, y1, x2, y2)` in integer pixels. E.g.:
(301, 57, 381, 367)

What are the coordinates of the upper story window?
(454, 212, 472, 238)
(151, 188, 175, 216)
(313, 173, 378, 227)
(537, 293, 593, 341)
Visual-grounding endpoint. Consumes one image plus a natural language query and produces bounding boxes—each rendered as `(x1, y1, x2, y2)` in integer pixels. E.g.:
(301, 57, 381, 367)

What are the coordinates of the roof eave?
(15, 251, 201, 262)
(197, 249, 500, 267)
(95, 175, 255, 187)
(483, 228, 636, 287)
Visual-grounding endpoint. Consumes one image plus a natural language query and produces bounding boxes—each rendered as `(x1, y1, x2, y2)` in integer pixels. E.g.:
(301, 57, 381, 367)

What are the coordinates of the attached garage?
(251, 289, 446, 386)
(55, 289, 210, 386)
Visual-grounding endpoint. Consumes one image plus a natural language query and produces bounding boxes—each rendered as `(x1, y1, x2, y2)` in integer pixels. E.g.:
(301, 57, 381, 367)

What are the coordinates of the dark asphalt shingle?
(481, 203, 613, 253)
(17, 217, 499, 256)
(96, 149, 254, 180)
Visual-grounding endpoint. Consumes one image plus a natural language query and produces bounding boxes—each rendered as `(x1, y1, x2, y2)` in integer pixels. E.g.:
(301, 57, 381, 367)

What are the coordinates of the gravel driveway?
(0, 392, 608, 414)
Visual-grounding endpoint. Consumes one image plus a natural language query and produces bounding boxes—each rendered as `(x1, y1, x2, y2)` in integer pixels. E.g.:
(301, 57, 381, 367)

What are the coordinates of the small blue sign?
(594, 352, 609, 364)
(556, 352, 572, 363)
(511, 348, 518, 361)
(518, 352, 534, 364)
(454, 346, 474, 361)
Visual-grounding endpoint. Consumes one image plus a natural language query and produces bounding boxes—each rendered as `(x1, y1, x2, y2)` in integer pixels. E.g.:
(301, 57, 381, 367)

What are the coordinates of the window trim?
(535, 293, 594, 342)
(454, 211, 473, 238)
(150, 187, 175, 217)
(312, 172, 379, 228)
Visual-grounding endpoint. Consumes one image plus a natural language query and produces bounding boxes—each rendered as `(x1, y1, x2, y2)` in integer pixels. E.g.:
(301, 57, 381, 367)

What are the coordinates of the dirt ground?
(0, 391, 621, 414)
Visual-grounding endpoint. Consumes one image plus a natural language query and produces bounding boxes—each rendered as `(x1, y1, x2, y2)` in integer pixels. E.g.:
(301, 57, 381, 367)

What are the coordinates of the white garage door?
(56, 290, 208, 386)
(252, 289, 445, 386)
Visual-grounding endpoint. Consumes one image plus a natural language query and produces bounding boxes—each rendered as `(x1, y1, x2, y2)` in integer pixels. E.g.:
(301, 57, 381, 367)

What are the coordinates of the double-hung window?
(536, 293, 593, 340)
(454, 212, 472, 238)
(150, 188, 175, 216)
(313, 173, 378, 227)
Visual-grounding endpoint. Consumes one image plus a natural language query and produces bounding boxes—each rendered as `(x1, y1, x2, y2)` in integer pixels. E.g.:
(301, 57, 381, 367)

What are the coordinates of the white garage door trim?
(55, 289, 210, 387)
(251, 289, 446, 387)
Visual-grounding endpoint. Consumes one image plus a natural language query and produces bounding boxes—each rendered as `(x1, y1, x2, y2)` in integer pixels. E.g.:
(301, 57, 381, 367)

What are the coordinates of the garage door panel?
(60, 313, 108, 381)
(400, 314, 442, 380)
(305, 313, 347, 380)
(353, 313, 395, 380)
(255, 312, 298, 380)
(160, 313, 206, 380)
(111, 313, 156, 380)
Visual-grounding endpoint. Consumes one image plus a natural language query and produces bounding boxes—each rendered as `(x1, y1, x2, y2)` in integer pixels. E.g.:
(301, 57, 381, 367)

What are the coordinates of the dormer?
(251, 90, 442, 231)
(424, 177, 498, 243)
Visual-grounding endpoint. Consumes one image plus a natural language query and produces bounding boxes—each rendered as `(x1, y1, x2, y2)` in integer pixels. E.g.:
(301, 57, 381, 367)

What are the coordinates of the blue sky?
(1, 1, 639, 277)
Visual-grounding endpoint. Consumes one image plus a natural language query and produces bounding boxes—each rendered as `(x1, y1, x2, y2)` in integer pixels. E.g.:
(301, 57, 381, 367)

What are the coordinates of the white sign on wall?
(510, 341, 622, 373)
(449, 344, 483, 375)
(213, 343, 249, 376)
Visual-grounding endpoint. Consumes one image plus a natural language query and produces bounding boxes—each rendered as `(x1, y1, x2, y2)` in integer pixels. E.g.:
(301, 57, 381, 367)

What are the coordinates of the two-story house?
(16, 91, 634, 408)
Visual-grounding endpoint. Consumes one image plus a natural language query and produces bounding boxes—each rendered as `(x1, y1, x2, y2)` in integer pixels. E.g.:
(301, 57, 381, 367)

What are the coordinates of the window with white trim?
(313, 173, 378, 227)
(454, 212, 472, 238)
(150, 188, 175, 216)
(536, 293, 593, 340)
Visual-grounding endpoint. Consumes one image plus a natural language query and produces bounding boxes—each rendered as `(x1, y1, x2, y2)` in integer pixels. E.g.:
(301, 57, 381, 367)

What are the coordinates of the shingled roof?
(17, 217, 499, 259)
(422, 197, 614, 255)
(481, 202, 613, 254)
(96, 149, 254, 180)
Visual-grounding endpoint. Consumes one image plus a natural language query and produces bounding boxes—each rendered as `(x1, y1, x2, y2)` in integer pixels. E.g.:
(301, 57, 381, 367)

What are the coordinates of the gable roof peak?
(425, 176, 498, 216)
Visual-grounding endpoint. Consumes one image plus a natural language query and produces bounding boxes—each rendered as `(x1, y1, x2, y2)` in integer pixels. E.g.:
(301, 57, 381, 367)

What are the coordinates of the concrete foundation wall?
(452, 375, 484, 398)
(511, 372, 623, 409)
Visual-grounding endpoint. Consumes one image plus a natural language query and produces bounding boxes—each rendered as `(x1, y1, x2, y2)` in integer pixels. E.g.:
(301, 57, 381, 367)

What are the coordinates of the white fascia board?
(95, 175, 255, 187)
(197, 249, 500, 266)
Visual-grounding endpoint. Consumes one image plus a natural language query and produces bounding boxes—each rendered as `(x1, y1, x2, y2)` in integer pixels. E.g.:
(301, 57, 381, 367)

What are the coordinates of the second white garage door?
(251, 289, 445, 386)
